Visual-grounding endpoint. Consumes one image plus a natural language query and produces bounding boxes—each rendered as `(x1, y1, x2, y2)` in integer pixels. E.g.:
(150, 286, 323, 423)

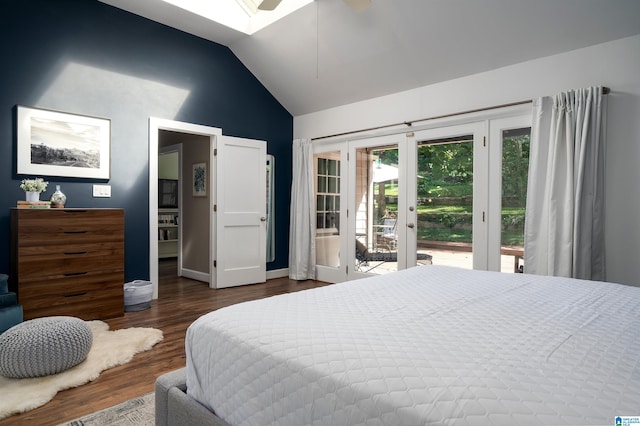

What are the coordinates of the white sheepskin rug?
(0, 320, 163, 420)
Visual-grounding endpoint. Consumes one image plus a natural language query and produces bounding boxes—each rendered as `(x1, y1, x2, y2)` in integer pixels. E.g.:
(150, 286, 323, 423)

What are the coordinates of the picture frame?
(158, 178, 179, 208)
(17, 105, 111, 179)
(192, 162, 207, 197)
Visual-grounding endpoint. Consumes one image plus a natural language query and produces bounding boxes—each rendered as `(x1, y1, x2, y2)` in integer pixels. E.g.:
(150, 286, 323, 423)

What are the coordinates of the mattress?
(185, 266, 640, 425)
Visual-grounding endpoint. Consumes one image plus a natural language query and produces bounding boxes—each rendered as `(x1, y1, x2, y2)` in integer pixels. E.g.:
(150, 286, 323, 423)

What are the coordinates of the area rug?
(58, 392, 154, 426)
(0, 321, 163, 420)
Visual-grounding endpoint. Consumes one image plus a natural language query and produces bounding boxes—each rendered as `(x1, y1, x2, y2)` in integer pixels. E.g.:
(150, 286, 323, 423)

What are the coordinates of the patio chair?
(376, 218, 398, 251)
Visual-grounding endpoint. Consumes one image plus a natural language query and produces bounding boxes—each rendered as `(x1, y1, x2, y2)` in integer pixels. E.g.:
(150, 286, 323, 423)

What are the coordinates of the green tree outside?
(380, 133, 530, 246)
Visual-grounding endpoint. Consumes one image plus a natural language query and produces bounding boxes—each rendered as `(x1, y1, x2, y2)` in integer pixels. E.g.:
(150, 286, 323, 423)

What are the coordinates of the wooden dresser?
(9, 208, 125, 320)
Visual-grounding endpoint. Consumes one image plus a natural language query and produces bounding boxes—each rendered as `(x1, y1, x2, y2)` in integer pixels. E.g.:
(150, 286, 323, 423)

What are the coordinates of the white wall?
(294, 35, 640, 287)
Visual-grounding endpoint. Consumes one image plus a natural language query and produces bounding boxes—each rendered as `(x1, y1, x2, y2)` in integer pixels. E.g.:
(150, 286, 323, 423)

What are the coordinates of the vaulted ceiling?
(101, 0, 640, 116)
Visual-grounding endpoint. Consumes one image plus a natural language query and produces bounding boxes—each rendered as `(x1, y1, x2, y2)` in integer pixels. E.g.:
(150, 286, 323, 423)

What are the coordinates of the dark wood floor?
(2, 260, 330, 426)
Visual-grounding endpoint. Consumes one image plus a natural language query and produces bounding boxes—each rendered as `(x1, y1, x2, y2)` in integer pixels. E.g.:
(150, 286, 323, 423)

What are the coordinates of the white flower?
(20, 177, 49, 193)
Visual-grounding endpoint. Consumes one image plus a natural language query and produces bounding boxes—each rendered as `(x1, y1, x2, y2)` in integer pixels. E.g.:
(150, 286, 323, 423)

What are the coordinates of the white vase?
(25, 191, 40, 202)
(50, 185, 67, 208)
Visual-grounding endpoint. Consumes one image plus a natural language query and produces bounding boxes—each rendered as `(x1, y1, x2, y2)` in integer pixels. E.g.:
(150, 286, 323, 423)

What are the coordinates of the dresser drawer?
(21, 290, 124, 320)
(18, 246, 124, 278)
(17, 241, 122, 256)
(19, 271, 124, 320)
(15, 209, 124, 247)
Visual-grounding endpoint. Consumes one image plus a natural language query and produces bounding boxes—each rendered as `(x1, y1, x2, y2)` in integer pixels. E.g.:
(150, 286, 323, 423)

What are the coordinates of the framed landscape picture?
(193, 162, 207, 197)
(17, 105, 111, 179)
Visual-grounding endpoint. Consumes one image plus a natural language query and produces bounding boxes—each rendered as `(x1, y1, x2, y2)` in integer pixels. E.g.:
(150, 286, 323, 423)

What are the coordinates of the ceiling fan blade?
(257, 0, 283, 11)
(344, 0, 371, 12)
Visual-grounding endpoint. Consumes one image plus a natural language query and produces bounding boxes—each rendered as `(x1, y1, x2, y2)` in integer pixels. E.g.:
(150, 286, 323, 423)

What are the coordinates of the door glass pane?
(354, 145, 399, 274)
(501, 128, 530, 273)
(315, 152, 341, 268)
(416, 136, 473, 269)
(327, 158, 337, 175)
(317, 176, 326, 192)
(328, 176, 337, 193)
(317, 158, 327, 174)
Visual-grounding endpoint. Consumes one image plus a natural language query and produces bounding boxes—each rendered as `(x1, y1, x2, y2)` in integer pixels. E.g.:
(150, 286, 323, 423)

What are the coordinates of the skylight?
(161, 0, 312, 35)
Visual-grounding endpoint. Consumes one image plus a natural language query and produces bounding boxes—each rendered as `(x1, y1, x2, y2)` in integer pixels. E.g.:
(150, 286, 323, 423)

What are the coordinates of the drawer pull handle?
(64, 251, 88, 255)
(64, 231, 88, 234)
(63, 210, 88, 214)
(64, 292, 87, 298)
(64, 272, 88, 277)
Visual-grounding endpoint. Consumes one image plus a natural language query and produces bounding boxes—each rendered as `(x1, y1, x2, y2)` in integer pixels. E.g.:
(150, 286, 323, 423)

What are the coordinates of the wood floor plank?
(1, 260, 330, 426)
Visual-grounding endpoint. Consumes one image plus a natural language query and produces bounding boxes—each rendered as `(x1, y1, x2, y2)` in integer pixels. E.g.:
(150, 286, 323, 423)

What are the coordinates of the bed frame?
(155, 368, 228, 426)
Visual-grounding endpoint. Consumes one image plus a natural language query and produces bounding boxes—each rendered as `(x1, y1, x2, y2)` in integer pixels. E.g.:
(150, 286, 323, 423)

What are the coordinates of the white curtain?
(524, 87, 605, 280)
(288, 138, 316, 280)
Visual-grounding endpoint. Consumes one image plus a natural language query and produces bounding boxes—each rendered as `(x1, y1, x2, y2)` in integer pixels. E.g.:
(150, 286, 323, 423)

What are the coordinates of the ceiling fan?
(249, 0, 372, 12)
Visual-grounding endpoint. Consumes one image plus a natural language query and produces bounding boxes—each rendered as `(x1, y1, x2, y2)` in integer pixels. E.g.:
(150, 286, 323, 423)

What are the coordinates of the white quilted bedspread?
(185, 266, 640, 425)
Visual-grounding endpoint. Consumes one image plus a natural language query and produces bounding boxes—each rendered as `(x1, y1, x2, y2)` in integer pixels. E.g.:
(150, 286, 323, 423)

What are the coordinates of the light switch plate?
(93, 184, 111, 197)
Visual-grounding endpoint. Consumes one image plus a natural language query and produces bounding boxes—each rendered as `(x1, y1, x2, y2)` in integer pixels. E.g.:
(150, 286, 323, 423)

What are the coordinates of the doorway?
(350, 137, 403, 277)
(150, 119, 268, 294)
(159, 130, 211, 285)
(149, 118, 221, 299)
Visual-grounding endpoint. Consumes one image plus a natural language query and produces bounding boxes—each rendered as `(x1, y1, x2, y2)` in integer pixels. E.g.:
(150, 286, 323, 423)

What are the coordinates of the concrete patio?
(358, 248, 523, 275)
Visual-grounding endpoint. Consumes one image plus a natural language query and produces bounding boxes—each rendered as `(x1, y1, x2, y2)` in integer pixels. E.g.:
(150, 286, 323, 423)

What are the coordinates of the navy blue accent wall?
(0, 0, 293, 279)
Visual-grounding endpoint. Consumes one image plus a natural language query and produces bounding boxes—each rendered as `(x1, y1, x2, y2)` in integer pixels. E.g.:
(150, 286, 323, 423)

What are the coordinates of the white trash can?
(124, 280, 153, 312)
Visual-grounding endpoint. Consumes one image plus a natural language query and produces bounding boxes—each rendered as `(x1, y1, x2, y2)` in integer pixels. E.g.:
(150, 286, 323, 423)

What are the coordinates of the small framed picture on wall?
(192, 162, 207, 197)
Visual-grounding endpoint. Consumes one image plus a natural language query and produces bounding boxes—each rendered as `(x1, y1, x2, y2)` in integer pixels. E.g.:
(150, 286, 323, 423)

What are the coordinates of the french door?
(408, 122, 487, 270)
(409, 117, 531, 272)
(313, 143, 348, 283)
(349, 135, 405, 280)
(314, 135, 407, 282)
(488, 115, 532, 272)
(313, 112, 531, 283)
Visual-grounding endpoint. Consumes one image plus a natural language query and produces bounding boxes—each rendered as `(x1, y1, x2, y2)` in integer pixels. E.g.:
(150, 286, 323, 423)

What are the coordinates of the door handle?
(407, 223, 415, 229)
(260, 216, 267, 222)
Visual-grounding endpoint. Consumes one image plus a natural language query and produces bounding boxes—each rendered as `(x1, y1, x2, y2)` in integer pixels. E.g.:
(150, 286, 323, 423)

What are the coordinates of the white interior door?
(215, 135, 267, 288)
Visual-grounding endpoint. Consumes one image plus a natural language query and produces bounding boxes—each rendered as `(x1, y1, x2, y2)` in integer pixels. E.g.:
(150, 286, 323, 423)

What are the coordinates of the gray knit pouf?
(0, 316, 93, 379)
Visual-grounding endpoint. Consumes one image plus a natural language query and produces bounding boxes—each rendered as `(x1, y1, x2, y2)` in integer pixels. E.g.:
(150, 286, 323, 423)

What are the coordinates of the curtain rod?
(311, 86, 610, 141)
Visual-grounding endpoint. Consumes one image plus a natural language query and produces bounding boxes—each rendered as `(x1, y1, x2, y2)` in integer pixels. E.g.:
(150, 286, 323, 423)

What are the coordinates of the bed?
(159, 265, 640, 425)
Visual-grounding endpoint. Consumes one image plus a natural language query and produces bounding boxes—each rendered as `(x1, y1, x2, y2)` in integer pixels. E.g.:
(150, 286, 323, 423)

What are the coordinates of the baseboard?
(180, 268, 287, 283)
(181, 268, 210, 283)
(266, 268, 289, 280)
